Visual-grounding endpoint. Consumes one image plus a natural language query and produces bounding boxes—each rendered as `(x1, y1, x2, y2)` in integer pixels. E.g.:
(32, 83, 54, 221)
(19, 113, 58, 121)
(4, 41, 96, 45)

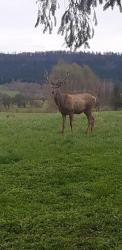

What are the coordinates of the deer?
(50, 75, 97, 135)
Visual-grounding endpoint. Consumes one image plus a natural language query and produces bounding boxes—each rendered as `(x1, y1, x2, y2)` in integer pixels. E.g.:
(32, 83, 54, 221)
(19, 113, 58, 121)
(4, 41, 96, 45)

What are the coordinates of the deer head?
(50, 72, 69, 95)
(51, 80, 62, 95)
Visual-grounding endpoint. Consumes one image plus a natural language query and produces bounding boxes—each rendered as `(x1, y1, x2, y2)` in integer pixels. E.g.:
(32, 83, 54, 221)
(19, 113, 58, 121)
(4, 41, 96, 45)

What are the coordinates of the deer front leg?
(61, 114, 66, 135)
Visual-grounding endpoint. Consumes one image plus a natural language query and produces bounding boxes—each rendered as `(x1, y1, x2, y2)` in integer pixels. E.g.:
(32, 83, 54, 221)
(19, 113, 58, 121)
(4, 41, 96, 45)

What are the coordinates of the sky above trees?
(0, 0, 122, 53)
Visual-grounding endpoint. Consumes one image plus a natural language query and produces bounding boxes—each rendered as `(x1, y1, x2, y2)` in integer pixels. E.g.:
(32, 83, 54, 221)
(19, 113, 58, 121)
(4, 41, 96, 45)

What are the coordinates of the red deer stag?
(51, 77, 96, 135)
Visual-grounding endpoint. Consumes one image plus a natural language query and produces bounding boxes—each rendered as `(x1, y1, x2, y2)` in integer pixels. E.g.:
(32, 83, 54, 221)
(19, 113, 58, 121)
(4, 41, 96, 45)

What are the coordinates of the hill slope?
(0, 52, 122, 85)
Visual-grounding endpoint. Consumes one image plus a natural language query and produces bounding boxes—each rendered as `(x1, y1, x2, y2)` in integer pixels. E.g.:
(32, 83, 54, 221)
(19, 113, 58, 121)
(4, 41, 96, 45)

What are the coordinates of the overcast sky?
(0, 0, 122, 53)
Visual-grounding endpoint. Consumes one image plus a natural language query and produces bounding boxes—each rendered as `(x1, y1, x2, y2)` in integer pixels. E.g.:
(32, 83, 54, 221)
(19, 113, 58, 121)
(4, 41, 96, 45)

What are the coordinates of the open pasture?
(0, 111, 122, 249)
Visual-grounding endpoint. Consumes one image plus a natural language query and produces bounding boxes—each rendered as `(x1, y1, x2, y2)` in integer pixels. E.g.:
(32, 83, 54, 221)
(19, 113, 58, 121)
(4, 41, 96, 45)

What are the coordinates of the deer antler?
(51, 72, 70, 88)
(57, 72, 70, 87)
(62, 72, 70, 84)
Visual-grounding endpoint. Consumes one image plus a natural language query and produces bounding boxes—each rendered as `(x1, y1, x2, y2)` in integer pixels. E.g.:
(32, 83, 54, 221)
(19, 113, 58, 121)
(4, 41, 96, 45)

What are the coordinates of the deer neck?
(54, 89, 65, 111)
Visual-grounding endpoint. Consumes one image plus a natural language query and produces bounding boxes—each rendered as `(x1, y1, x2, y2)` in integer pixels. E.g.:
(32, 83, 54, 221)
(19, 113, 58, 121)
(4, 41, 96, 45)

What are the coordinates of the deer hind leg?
(69, 114, 73, 132)
(85, 119, 91, 134)
(84, 111, 94, 134)
(90, 116, 94, 132)
(61, 114, 66, 135)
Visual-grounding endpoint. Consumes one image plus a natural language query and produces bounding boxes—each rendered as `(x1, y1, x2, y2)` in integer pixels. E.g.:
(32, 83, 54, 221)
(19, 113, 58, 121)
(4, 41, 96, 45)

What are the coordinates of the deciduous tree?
(35, 0, 122, 50)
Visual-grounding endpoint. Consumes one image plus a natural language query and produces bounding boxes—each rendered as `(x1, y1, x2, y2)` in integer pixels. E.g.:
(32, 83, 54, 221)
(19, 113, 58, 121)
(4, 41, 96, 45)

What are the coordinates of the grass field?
(0, 111, 122, 250)
(0, 85, 19, 97)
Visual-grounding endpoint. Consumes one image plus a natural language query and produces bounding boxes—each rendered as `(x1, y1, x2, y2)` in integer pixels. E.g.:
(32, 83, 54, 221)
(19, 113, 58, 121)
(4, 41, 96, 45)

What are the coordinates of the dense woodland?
(0, 51, 122, 85)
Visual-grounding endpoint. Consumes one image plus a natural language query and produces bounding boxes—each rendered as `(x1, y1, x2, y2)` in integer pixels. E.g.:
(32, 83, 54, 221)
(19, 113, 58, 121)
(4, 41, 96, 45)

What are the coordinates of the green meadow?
(0, 111, 122, 250)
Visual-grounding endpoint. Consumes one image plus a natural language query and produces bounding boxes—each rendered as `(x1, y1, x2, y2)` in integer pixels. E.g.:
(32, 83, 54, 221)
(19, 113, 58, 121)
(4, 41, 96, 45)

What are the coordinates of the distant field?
(0, 82, 42, 98)
(0, 111, 122, 250)
(0, 85, 19, 97)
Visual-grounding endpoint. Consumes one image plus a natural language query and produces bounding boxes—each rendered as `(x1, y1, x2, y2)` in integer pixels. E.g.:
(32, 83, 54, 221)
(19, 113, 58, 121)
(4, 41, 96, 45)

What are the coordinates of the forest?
(0, 51, 122, 85)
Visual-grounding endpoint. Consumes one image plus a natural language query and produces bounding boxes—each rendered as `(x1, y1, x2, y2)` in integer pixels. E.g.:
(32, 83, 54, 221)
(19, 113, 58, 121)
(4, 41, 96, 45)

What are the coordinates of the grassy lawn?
(0, 111, 121, 250)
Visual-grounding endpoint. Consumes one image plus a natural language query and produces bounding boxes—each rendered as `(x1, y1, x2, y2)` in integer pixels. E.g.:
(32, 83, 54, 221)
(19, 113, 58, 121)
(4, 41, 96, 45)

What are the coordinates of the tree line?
(0, 51, 122, 86)
(0, 92, 45, 110)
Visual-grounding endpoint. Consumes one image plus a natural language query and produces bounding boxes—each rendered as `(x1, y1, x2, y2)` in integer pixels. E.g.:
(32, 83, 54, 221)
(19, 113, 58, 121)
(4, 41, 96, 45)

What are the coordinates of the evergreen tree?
(111, 85, 122, 110)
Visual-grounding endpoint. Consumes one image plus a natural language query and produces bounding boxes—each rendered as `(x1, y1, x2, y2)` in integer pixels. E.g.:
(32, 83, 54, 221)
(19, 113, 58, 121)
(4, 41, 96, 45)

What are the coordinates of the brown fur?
(52, 88, 96, 134)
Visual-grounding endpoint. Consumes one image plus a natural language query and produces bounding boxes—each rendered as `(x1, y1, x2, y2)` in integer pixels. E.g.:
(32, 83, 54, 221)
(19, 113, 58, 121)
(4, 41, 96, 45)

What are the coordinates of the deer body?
(53, 89, 96, 134)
